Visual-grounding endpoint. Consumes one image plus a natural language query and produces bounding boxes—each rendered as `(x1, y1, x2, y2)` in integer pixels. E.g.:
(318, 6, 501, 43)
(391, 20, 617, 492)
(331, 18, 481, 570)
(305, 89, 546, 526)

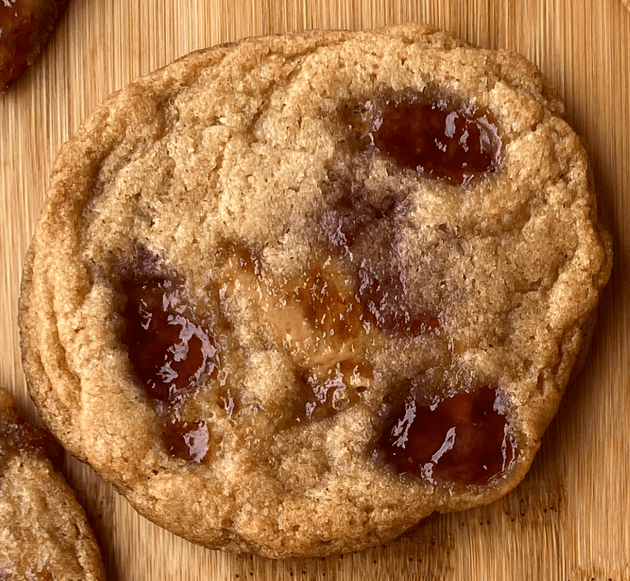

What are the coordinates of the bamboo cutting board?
(1, 1, 628, 579)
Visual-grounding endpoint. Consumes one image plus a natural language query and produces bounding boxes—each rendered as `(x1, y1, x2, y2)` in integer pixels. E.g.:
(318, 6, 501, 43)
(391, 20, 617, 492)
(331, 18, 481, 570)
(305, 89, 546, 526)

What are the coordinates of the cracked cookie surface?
(19, 24, 612, 558)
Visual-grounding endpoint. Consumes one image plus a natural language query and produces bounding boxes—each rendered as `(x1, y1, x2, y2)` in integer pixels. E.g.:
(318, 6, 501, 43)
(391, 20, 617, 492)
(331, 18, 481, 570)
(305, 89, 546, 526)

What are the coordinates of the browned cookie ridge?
(19, 25, 612, 558)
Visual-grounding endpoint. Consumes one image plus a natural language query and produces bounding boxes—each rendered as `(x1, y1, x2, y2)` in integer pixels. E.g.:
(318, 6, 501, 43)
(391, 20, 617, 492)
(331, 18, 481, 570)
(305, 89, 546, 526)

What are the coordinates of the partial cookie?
(19, 25, 612, 558)
(0, 0, 67, 90)
(0, 388, 105, 580)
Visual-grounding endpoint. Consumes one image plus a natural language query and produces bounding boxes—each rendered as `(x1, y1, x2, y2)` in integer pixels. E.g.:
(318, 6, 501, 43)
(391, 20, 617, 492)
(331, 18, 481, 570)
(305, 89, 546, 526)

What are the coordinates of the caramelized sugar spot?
(217, 387, 239, 417)
(320, 189, 440, 338)
(343, 88, 502, 186)
(162, 418, 212, 464)
(216, 241, 263, 279)
(378, 385, 517, 486)
(292, 264, 364, 342)
(289, 359, 373, 426)
(320, 189, 402, 256)
(356, 262, 440, 337)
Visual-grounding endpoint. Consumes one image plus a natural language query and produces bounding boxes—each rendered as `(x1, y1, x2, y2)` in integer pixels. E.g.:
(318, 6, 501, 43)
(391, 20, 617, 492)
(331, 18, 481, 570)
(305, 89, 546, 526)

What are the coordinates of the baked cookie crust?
(19, 25, 612, 558)
(0, 388, 105, 580)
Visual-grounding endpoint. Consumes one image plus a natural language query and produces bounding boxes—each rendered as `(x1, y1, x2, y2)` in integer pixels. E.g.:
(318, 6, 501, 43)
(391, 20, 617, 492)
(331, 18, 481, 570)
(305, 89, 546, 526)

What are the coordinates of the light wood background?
(1, 1, 629, 579)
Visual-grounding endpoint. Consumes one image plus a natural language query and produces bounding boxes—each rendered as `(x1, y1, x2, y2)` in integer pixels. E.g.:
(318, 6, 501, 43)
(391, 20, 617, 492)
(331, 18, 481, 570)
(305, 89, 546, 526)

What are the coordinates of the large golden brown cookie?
(0, 388, 105, 580)
(19, 25, 612, 558)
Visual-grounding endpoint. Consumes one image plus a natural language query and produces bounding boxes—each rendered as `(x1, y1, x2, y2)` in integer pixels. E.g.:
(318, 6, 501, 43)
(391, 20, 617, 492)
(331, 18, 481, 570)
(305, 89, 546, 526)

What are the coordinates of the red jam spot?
(121, 276, 219, 404)
(0, 1, 60, 88)
(378, 386, 517, 486)
(345, 90, 502, 186)
(293, 265, 363, 341)
(162, 419, 210, 463)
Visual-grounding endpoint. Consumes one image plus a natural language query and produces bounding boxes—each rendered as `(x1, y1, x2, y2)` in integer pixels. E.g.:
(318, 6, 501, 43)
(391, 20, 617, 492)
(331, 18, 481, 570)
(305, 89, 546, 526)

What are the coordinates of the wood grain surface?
(1, 1, 629, 579)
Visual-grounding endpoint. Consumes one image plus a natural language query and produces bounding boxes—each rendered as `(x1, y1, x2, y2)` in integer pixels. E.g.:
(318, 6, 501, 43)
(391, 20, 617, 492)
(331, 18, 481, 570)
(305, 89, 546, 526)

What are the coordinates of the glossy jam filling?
(378, 386, 517, 486)
(120, 254, 221, 463)
(343, 89, 502, 186)
(121, 276, 219, 404)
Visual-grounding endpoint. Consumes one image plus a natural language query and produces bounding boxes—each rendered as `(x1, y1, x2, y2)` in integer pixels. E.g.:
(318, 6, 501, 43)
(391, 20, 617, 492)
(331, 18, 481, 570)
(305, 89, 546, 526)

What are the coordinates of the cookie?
(19, 24, 612, 558)
(0, 388, 105, 580)
(0, 0, 67, 90)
